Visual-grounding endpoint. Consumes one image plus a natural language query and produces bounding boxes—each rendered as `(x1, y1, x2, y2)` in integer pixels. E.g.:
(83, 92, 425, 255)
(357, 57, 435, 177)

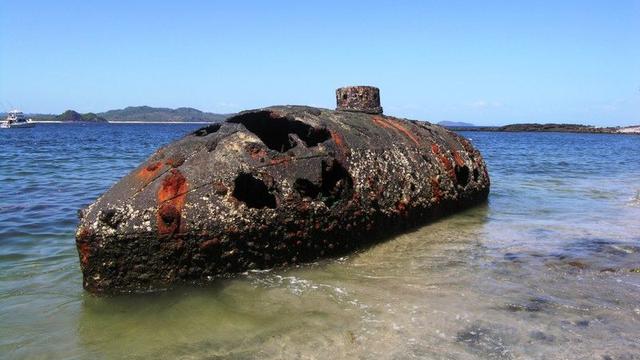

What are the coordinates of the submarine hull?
(76, 106, 489, 294)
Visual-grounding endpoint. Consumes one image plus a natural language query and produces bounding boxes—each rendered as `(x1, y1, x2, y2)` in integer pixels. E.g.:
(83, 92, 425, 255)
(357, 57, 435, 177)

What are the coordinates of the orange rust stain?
(158, 169, 188, 204)
(431, 143, 455, 179)
(371, 116, 420, 146)
(137, 161, 163, 183)
(386, 119, 420, 146)
(371, 115, 394, 129)
(76, 227, 92, 266)
(439, 154, 454, 175)
(78, 242, 90, 266)
(330, 130, 351, 157)
(430, 177, 442, 202)
(249, 147, 268, 160)
(270, 156, 290, 165)
(453, 151, 465, 167)
(156, 169, 189, 235)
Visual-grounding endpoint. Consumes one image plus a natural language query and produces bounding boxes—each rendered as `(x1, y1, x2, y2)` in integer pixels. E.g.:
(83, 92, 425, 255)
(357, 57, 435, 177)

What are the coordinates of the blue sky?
(1, 1, 639, 126)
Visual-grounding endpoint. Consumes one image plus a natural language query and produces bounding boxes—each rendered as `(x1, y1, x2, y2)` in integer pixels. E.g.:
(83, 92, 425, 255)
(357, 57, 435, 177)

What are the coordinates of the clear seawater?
(1, 124, 639, 359)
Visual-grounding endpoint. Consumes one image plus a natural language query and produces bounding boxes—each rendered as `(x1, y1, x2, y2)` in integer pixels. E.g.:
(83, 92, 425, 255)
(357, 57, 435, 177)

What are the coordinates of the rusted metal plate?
(76, 91, 490, 294)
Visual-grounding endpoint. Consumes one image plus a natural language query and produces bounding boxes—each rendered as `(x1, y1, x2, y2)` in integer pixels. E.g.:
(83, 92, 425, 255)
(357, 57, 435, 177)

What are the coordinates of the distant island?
(443, 123, 640, 135)
(437, 121, 475, 127)
(99, 106, 229, 123)
(55, 110, 108, 123)
(16, 106, 231, 124)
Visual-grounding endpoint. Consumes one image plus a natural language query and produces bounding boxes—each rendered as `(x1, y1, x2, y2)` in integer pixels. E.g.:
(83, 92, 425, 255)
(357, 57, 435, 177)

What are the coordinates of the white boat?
(1, 110, 35, 129)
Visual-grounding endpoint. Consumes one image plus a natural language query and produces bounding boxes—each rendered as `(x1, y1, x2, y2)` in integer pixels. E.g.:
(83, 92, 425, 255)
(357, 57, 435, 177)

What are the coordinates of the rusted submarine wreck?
(76, 86, 490, 294)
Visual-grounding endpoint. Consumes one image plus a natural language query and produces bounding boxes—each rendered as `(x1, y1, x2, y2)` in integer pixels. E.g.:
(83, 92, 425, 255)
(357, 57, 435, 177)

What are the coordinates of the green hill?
(99, 106, 229, 123)
(55, 110, 108, 123)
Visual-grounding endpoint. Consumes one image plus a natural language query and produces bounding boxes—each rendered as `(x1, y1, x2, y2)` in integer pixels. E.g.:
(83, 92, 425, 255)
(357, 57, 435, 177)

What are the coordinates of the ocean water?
(1, 124, 639, 359)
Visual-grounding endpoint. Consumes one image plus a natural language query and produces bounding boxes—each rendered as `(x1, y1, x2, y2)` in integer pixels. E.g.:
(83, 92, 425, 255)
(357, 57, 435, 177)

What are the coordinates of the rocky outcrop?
(75, 87, 490, 294)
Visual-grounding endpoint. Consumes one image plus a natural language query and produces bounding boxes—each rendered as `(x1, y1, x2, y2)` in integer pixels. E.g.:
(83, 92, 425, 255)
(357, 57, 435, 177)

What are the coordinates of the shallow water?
(1, 124, 639, 359)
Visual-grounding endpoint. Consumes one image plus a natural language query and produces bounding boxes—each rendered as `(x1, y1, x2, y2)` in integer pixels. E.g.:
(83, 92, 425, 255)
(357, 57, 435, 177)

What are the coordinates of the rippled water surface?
(1, 124, 639, 359)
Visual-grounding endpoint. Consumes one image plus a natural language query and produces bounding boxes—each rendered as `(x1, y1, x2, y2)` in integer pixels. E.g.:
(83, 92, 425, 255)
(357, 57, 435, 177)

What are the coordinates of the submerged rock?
(76, 86, 490, 294)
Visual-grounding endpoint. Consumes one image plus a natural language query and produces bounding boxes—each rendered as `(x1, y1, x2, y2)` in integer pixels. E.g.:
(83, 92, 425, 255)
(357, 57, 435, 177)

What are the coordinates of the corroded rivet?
(159, 203, 179, 224)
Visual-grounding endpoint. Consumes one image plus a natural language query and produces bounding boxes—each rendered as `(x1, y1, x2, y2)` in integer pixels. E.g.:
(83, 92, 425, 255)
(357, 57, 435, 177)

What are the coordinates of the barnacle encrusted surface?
(76, 105, 489, 294)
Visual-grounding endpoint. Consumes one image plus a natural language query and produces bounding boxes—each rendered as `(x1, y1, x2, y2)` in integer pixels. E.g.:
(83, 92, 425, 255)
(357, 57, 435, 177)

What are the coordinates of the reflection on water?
(1, 126, 639, 359)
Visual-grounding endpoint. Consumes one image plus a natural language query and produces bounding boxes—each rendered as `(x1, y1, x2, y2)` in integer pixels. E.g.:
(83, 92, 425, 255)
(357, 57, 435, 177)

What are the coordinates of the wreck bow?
(76, 86, 490, 294)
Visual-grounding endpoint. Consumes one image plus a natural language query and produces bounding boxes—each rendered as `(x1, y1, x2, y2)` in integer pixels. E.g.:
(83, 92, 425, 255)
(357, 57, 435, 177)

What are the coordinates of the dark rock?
(75, 87, 490, 294)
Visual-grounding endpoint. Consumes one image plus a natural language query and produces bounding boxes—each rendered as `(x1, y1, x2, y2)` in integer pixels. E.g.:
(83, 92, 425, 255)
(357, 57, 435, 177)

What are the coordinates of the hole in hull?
(232, 173, 277, 209)
(228, 111, 330, 152)
(294, 178, 321, 199)
(294, 160, 353, 207)
(321, 160, 353, 207)
(455, 165, 470, 186)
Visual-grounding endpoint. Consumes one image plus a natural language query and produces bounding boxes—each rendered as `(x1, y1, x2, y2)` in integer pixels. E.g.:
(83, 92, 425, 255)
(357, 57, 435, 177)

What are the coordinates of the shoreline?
(447, 124, 640, 135)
